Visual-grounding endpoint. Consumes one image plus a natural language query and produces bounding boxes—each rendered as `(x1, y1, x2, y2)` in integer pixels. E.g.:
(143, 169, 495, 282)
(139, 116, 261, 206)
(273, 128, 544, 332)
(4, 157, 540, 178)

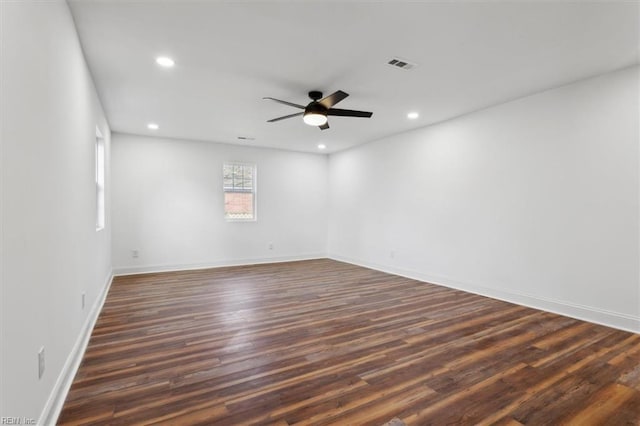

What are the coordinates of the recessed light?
(155, 56, 175, 68)
(317, 144, 326, 150)
(147, 123, 159, 130)
(407, 112, 419, 119)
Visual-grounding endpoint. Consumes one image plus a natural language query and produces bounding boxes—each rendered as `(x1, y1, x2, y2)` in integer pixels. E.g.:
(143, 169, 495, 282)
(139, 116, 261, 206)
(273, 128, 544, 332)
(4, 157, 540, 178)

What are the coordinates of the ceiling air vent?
(387, 57, 416, 70)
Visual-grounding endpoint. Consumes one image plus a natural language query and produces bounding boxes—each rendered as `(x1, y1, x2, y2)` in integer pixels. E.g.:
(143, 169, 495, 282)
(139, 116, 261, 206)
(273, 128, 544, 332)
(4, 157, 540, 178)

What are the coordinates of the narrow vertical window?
(223, 162, 256, 221)
(95, 128, 105, 230)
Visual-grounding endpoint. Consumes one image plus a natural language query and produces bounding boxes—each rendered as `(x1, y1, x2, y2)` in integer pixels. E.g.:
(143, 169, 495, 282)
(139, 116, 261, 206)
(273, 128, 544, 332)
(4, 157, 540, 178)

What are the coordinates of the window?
(95, 128, 105, 230)
(223, 162, 256, 221)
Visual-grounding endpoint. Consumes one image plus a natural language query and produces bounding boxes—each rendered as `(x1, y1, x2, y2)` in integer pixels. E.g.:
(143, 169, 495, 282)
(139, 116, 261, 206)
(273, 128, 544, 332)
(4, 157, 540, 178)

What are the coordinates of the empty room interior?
(2, 1, 640, 425)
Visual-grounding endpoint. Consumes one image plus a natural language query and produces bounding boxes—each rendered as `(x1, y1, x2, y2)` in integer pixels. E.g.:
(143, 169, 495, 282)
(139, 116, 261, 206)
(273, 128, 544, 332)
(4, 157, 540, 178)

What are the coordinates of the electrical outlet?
(38, 347, 45, 379)
(132, 249, 139, 258)
(268, 242, 274, 250)
(81, 292, 86, 310)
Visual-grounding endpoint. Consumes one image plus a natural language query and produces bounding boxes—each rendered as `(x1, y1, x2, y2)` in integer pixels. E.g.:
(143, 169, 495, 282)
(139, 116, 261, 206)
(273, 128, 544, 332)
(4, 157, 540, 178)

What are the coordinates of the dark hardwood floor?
(58, 259, 640, 425)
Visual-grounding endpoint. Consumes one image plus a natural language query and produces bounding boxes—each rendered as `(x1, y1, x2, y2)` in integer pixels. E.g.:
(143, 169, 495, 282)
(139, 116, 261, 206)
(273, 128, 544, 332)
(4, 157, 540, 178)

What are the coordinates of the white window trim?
(223, 162, 257, 222)
(95, 127, 105, 231)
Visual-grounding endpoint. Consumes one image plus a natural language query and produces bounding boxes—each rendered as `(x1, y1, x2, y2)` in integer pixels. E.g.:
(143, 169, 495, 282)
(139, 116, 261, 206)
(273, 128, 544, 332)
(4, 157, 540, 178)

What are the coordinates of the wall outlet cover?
(38, 347, 45, 379)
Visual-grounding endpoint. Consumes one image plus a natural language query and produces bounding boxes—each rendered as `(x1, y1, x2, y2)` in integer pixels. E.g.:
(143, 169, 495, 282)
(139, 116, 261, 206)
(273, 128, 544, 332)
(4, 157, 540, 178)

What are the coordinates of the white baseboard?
(329, 254, 640, 335)
(38, 271, 114, 425)
(112, 253, 327, 276)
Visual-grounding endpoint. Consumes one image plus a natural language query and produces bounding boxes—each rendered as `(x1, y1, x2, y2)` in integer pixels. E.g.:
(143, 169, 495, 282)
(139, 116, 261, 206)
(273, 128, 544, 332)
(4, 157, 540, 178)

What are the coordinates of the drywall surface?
(111, 134, 328, 273)
(1, 1, 112, 421)
(328, 66, 640, 332)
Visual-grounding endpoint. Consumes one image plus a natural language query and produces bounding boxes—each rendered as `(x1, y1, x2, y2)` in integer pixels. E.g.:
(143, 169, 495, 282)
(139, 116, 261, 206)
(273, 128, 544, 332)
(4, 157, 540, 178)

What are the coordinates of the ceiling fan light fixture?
(303, 111, 328, 126)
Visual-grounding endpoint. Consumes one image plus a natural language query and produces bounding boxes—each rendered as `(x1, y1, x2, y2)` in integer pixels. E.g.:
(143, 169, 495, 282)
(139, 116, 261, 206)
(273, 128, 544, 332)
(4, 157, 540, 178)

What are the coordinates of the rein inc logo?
(1, 418, 36, 425)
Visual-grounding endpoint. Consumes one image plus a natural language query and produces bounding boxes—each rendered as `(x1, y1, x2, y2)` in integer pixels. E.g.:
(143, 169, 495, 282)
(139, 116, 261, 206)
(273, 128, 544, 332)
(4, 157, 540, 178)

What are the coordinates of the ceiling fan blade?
(318, 90, 349, 108)
(267, 112, 304, 122)
(319, 122, 330, 130)
(326, 108, 373, 118)
(263, 97, 305, 109)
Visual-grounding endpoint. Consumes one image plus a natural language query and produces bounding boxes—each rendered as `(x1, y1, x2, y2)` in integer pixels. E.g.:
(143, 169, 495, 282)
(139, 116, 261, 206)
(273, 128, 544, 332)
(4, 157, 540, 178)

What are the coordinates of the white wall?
(328, 66, 640, 333)
(1, 1, 112, 422)
(111, 134, 328, 273)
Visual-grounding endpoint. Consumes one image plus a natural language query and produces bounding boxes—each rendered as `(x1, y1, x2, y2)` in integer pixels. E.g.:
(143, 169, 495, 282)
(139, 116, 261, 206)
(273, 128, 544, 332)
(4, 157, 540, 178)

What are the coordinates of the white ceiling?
(68, 1, 639, 153)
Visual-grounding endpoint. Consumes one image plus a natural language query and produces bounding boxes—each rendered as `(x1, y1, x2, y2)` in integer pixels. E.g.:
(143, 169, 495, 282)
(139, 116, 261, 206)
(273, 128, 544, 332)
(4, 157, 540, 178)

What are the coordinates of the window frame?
(223, 162, 257, 222)
(95, 127, 105, 231)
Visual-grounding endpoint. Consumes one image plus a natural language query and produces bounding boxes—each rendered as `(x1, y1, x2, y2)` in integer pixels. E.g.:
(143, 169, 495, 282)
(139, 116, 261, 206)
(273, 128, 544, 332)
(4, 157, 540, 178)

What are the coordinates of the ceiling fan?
(264, 90, 373, 130)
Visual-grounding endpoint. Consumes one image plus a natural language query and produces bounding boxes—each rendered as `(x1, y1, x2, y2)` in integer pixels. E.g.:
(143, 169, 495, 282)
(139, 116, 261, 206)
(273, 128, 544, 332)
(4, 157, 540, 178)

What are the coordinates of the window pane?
(224, 192, 254, 219)
(95, 134, 105, 230)
(223, 162, 256, 220)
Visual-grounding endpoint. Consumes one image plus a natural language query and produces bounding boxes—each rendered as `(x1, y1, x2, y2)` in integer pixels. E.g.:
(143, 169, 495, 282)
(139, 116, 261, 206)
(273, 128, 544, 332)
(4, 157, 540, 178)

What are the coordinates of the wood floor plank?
(58, 259, 640, 425)
(560, 383, 638, 425)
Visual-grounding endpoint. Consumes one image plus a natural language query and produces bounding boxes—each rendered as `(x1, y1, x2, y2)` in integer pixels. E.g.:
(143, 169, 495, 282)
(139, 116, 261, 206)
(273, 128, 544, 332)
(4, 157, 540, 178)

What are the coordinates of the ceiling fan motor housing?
(305, 102, 328, 115)
(303, 102, 328, 126)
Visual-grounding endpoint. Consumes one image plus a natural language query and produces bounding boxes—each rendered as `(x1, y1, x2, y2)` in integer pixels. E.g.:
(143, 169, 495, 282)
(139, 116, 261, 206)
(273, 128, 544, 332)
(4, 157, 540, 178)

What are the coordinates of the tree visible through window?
(223, 162, 256, 220)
